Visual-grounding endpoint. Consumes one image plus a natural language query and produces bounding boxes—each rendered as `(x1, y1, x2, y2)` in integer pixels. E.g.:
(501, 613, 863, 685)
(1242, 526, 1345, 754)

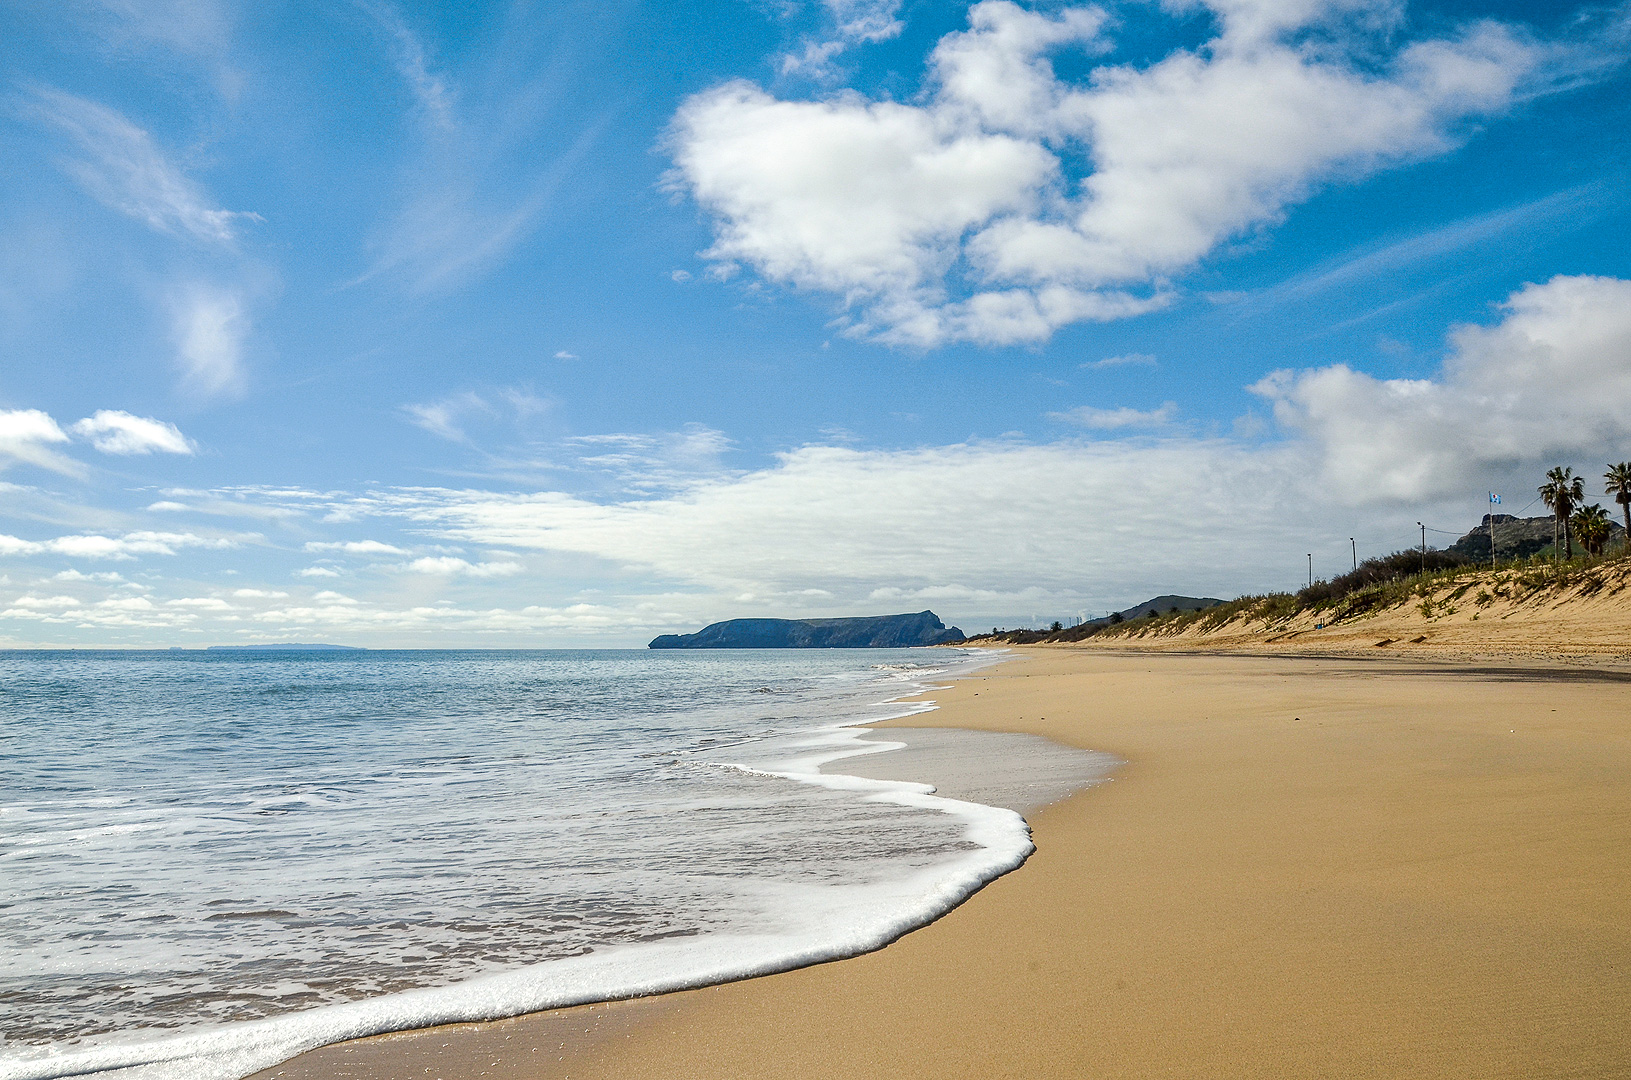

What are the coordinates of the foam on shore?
(1, 656, 1115, 1080)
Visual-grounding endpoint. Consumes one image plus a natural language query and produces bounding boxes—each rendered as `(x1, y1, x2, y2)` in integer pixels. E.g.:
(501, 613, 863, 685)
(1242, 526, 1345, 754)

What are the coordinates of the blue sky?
(2, 0, 1629, 646)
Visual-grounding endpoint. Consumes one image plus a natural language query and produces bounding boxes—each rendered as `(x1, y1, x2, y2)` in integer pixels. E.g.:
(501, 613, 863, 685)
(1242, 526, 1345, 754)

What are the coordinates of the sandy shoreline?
(252, 647, 1631, 1079)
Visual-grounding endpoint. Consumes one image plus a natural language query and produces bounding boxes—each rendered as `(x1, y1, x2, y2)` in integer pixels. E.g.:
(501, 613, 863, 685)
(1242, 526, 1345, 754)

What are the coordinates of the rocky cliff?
(649, 610, 965, 649)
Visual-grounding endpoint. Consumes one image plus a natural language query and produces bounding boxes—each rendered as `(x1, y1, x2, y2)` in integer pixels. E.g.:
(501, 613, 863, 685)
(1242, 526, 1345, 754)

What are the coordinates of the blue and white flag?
(1489, 492, 1501, 504)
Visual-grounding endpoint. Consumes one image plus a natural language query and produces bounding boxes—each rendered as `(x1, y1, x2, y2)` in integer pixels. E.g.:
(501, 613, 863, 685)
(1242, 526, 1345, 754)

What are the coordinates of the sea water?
(0, 648, 1074, 1080)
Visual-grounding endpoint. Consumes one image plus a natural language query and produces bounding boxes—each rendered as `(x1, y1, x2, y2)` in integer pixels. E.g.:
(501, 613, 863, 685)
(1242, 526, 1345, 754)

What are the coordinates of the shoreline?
(262, 646, 1631, 1078)
(243, 658, 1115, 1080)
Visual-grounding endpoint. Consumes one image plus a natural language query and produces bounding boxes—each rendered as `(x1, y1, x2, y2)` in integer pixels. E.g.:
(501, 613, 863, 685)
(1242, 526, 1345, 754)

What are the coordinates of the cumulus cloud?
(256, 276, 1631, 612)
(73, 410, 194, 455)
(668, 0, 1555, 345)
(37, 275, 1616, 636)
(304, 540, 412, 556)
(53, 569, 124, 582)
(401, 556, 524, 577)
(0, 530, 237, 560)
(27, 87, 254, 245)
(1256, 273, 1631, 501)
(0, 409, 81, 475)
(295, 566, 342, 578)
(1051, 402, 1177, 429)
(172, 286, 248, 398)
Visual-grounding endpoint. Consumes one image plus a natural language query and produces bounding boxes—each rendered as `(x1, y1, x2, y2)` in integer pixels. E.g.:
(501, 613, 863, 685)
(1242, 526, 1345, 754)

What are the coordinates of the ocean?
(0, 647, 1098, 1080)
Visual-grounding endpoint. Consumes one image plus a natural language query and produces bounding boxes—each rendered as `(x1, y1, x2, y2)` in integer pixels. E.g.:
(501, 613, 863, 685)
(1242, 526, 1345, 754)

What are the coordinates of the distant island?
(204, 644, 366, 651)
(650, 611, 964, 649)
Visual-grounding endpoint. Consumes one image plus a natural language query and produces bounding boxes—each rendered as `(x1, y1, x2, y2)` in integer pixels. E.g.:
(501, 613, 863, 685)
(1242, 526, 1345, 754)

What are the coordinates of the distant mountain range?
(649, 611, 964, 649)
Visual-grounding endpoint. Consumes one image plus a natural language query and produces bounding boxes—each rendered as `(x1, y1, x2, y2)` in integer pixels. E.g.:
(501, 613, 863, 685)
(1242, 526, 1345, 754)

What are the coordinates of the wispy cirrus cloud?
(27, 86, 257, 245)
(355, 4, 603, 293)
(77, 0, 243, 100)
(781, 0, 905, 76)
(1081, 353, 1157, 369)
(401, 387, 552, 444)
(171, 284, 249, 399)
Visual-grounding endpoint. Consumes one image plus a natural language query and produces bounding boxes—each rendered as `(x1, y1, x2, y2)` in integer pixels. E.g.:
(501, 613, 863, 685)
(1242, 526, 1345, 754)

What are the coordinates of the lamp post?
(1418, 522, 1426, 573)
(1307, 553, 1312, 588)
(1350, 538, 1356, 572)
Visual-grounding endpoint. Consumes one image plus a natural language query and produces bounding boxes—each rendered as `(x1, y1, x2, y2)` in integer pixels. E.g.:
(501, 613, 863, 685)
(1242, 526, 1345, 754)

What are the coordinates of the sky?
(1, 0, 1629, 647)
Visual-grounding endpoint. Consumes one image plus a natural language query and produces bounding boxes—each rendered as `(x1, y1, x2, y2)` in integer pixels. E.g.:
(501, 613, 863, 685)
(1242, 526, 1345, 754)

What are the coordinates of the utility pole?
(1418, 522, 1426, 573)
(1350, 538, 1356, 572)
(1307, 553, 1312, 588)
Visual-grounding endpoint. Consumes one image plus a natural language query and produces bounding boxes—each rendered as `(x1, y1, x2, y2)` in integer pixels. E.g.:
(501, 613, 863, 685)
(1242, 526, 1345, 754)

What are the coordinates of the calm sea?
(0, 647, 1031, 1080)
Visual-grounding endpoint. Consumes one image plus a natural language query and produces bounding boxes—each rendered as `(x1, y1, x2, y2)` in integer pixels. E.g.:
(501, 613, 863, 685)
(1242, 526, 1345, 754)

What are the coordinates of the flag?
(1489, 492, 1501, 504)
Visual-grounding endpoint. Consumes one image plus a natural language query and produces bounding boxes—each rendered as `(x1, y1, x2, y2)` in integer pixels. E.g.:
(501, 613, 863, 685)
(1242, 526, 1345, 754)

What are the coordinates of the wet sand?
(253, 649, 1631, 1079)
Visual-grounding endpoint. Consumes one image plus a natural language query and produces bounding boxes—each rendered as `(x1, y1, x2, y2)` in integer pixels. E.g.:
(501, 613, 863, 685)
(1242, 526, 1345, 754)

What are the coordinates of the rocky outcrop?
(649, 610, 965, 649)
(1448, 514, 1623, 561)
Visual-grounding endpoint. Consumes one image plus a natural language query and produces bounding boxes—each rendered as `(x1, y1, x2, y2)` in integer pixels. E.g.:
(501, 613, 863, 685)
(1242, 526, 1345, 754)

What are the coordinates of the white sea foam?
(0, 647, 1104, 1080)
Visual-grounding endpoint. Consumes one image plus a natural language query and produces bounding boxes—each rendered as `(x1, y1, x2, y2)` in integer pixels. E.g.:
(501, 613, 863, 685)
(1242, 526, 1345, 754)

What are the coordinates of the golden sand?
(253, 648, 1631, 1079)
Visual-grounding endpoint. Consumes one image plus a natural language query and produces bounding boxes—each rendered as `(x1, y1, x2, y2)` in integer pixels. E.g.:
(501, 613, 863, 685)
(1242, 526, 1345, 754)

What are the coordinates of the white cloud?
(295, 566, 342, 578)
(172, 286, 248, 398)
(401, 556, 524, 577)
(554, 350, 578, 359)
(232, 588, 288, 598)
(781, 0, 905, 76)
(357, 1, 456, 131)
(40, 275, 1615, 636)
(1050, 402, 1178, 429)
(73, 410, 194, 455)
(304, 540, 412, 556)
(0, 530, 237, 560)
(80, 0, 243, 100)
(28, 87, 253, 245)
(1083, 353, 1157, 369)
(166, 596, 235, 610)
(402, 391, 491, 442)
(668, 0, 1553, 345)
(1256, 273, 1631, 501)
(0, 409, 81, 476)
(53, 569, 124, 582)
(566, 425, 735, 494)
(7, 595, 83, 610)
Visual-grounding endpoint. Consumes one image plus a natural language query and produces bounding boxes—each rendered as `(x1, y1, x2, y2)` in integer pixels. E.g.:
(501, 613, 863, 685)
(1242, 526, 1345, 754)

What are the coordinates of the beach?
(253, 646, 1631, 1079)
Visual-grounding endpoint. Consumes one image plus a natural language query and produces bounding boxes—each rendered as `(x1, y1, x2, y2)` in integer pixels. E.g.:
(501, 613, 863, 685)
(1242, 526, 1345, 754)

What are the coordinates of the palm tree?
(1606, 463, 1631, 555)
(1572, 504, 1612, 557)
(1539, 466, 1585, 561)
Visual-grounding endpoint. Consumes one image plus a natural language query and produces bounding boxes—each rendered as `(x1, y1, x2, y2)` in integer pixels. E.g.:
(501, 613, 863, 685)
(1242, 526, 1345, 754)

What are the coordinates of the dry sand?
(252, 648, 1631, 1080)
(1058, 560, 1631, 664)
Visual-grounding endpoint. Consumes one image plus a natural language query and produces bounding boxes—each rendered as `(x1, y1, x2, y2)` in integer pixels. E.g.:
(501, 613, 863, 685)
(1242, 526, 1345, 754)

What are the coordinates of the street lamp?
(1306, 553, 1312, 588)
